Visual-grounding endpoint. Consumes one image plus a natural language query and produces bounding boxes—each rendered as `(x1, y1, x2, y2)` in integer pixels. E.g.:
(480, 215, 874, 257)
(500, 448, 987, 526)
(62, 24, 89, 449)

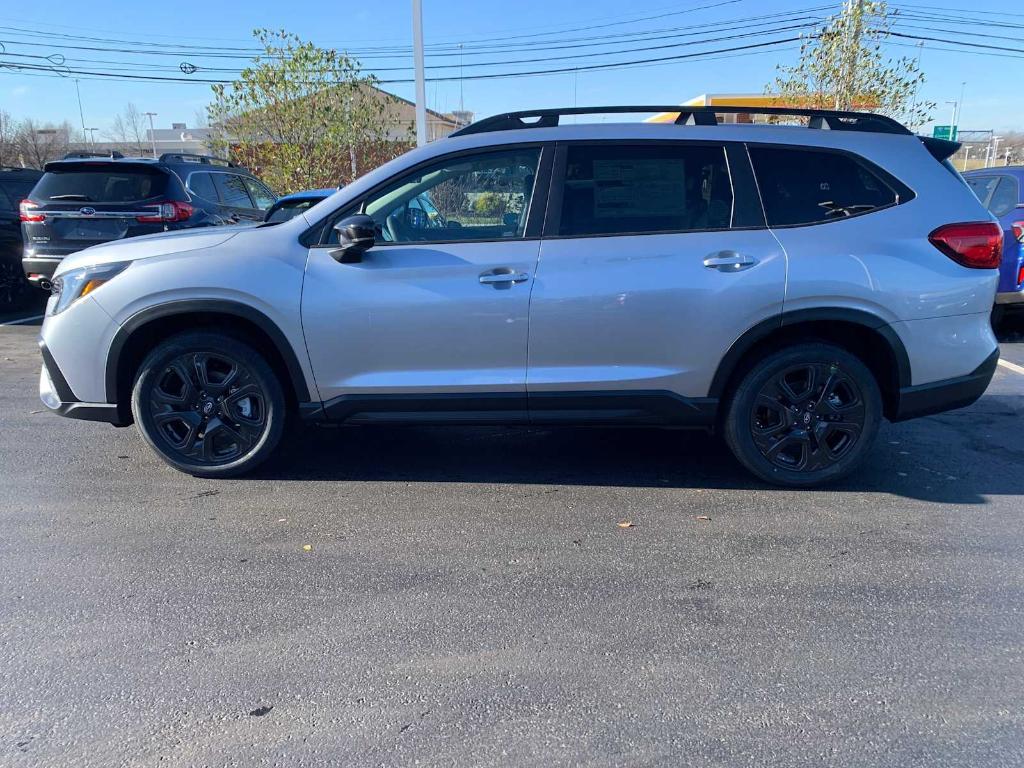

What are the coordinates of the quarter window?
(213, 173, 255, 208)
(987, 177, 1019, 217)
(967, 176, 999, 208)
(330, 147, 541, 244)
(557, 144, 733, 236)
(749, 147, 901, 227)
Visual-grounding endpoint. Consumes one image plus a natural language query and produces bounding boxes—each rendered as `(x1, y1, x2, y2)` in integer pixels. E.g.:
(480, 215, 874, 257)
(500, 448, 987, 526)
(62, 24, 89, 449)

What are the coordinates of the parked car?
(963, 167, 1024, 320)
(36, 106, 1001, 487)
(20, 153, 276, 289)
(265, 188, 338, 223)
(0, 166, 43, 309)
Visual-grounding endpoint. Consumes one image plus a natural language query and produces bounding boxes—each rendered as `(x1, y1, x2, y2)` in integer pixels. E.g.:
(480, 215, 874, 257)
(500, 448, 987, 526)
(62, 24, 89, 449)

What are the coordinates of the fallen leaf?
(249, 705, 274, 717)
(302, 544, 312, 552)
(617, 520, 634, 528)
(695, 515, 711, 522)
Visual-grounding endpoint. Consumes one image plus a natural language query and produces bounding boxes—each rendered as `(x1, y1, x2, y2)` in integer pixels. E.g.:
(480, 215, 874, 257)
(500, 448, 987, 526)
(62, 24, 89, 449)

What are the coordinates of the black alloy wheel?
(723, 343, 882, 487)
(132, 332, 285, 477)
(0, 257, 31, 310)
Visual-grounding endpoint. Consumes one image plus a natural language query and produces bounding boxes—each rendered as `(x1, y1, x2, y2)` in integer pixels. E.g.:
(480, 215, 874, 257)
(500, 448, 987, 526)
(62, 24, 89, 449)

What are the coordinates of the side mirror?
(330, 214, 376, 263)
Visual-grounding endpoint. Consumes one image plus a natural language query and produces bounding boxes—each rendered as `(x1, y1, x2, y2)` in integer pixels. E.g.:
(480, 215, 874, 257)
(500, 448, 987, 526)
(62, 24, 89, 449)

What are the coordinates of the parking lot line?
(998, 358, 1024, 376)
(0, 314, 44, 326)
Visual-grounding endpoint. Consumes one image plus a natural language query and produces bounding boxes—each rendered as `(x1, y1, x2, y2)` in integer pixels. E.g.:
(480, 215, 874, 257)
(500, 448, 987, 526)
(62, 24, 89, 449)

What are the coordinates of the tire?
(131, 331, 286, 478)
(722, 343, 882, 488)
(0, 254, 32, 311)
(991, 304, 1005, 333)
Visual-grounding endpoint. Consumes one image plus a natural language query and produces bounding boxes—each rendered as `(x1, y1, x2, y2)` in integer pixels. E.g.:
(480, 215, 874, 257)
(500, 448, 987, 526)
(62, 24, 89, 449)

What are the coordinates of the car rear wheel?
(723, 343, 882, 487)
(131, 332, 285, 478)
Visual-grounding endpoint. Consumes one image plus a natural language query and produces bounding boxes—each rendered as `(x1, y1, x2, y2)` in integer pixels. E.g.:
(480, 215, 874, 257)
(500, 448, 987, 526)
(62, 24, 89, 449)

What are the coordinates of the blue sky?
(0, 0, 1020, 135)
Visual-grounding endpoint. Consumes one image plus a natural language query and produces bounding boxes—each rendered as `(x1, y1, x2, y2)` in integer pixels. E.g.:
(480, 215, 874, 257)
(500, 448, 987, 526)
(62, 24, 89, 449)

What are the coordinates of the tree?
(206, 29, 410, 194)
(769, 1, 933, 128)
(15, 119, 73, 169)
(0, 110, 16, 167)
(106, 103, 149, 156)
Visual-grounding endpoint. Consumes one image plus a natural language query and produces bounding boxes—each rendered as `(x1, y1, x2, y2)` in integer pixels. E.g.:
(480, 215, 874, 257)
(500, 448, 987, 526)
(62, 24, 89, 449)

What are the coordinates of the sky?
(0, 0, 1021, 137)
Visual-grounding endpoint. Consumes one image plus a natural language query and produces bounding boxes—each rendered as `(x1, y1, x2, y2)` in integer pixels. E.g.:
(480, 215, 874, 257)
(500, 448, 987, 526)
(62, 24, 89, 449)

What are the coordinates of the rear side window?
(988, 177, 1019, 217)
(749, 147, 901, 227)
(32, 168, 167, 203)
(966, 176, 999, 207)
(557, 143, 733, 236)
(187, 172, 219, 202)
(213, 173, 254, 208)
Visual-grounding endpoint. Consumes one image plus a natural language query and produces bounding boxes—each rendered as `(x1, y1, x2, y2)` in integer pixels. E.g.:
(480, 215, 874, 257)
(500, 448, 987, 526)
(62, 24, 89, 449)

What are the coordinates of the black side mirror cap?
(330, 214, 376, 263)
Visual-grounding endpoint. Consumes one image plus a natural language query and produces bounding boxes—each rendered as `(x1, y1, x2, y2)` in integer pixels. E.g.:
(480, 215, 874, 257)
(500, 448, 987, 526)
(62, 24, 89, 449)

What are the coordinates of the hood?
(54, 227, 243, 276)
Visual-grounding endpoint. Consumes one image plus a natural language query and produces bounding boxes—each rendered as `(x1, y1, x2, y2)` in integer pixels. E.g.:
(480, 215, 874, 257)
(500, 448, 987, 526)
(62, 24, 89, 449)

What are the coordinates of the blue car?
(964, 168, 1024, 316)
(264, 188, 338, 223)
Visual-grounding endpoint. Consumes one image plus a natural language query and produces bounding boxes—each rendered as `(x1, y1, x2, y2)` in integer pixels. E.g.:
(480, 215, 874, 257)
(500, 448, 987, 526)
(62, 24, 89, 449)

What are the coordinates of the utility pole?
(954, 81, 966, 132)
(74, 79, 87, 140)
(144, 112, 158, 158)
(841, 0, 866, 110)
(412, 0, 428, 146)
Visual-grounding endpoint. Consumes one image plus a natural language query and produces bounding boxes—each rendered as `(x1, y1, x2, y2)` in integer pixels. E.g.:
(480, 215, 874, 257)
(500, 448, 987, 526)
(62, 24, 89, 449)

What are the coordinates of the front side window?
(988, 177, 1019, 217)
(557, 143, 733, 237)
(213, 173, 255, 208)
(967, 176, 999, 207)
(330, 148, 541, 244)
(750, 147, 900, 227)
(244, 178, 276, 210)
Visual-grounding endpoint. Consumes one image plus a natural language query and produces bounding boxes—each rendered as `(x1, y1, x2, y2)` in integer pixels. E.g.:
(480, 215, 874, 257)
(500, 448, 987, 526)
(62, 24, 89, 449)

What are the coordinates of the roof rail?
(449, 105, 912, 137)
(62, 150, 125, 160)
(158, 152, 236, 167)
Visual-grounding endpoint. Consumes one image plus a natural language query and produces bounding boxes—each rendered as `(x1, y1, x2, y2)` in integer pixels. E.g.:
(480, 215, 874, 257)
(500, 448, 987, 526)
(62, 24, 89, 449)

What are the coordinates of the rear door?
(981, 175, 1024, 294)
(211, 172, 262, 222)
(527, 141, 786, 421)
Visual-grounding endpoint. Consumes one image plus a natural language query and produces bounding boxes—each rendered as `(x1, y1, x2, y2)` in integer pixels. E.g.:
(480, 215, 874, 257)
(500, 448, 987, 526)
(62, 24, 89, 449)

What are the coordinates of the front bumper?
(39, 341, 126, 425)
(891, 348, 999, 422)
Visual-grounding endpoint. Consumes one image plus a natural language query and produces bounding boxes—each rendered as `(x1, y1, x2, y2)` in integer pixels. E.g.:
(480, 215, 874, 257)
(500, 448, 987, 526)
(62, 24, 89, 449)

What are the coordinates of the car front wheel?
(723, 343, 882, 487)
(131, 331, 286, 478)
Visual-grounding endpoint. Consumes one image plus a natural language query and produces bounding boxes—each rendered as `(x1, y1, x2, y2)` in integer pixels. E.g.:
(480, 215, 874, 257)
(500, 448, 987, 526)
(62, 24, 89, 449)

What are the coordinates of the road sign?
(933, 125, 958, 141)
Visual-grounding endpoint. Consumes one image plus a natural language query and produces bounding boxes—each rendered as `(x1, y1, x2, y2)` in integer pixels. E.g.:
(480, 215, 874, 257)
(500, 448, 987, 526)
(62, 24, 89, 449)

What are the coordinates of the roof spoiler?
(920, 136, 961, 162)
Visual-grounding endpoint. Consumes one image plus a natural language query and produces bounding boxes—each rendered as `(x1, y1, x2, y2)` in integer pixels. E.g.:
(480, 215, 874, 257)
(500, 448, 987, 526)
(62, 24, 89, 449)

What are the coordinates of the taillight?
(1012, 222, 1024, 243)
(19, 199, 44, 222)
(136, 200, 194, 223)
(928, 222, 1002, 269)
(1018, 264, 1024, 288)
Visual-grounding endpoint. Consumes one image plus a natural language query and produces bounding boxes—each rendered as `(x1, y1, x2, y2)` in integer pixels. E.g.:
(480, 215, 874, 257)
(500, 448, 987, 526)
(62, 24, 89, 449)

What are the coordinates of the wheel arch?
(106, 300, 312, 424)
(709, 308, 911, 420)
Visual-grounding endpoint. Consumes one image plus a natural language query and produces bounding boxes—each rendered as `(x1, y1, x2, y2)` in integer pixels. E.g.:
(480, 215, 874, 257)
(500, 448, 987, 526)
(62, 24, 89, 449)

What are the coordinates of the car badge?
(79, 207, 96, 216)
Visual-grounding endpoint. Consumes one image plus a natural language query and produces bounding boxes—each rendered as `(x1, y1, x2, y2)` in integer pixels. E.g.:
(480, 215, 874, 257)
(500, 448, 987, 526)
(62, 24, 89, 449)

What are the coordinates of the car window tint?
(558, 144, 732, 236)
(32, 169, 167, 203)
(267, 199, 317, 223)
(988, 177, 1019, 217)
(244, 178, 276, 210)
(967, 176, 999, 207)
(213, 173, 255, 208)
(749, 147, 899, 227)
(188, 172, 218, 201)
(0, 180, 36, 210)
(330, 148, 541, 245)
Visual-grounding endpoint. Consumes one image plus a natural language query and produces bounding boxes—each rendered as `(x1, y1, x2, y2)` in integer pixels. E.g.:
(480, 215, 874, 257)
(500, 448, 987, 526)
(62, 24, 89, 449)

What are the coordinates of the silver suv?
(37, 106, 1002, 487)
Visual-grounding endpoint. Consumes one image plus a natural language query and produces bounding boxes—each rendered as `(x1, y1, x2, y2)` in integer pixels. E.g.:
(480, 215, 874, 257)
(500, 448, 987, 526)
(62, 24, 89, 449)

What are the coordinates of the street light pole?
(412, 0, 428, 147)
(84, 127, 98, 145)
(144, 112, 158, 158)
(74, 79, 87, 140)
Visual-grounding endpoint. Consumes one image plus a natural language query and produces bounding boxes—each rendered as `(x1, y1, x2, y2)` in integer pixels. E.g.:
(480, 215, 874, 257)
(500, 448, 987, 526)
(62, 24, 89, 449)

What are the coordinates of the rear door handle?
(479, 269, 530, 285)
(703, 251, 758, 271)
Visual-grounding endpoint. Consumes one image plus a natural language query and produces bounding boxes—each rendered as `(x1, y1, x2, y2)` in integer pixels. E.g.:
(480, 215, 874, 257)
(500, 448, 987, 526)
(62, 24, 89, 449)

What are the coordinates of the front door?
(528, 141, 786, 422)
(302, 145, 547, 421)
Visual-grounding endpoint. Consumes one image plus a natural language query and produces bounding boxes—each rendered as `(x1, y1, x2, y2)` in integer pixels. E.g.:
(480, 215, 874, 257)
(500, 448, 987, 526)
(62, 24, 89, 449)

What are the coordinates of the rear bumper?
(891, 348, 999, 422)
(995, 290, 1024, 305)
(39, 341, 127, 426)
(22, 255, 62, 286)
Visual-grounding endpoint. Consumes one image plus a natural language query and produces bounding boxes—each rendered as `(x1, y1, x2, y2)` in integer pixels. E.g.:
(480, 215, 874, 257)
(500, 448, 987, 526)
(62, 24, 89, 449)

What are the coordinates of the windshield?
(266, 198, 322, 223)
(32, 168, 168, 203)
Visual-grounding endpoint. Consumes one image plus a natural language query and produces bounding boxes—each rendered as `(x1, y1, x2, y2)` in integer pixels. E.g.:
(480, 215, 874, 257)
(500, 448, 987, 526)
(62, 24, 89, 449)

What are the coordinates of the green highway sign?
(933, 125, 958, 141)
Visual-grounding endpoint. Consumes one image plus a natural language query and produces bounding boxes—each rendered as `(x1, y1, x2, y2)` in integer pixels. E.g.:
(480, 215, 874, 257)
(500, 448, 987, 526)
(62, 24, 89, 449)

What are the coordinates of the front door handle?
(479, 268, 530, 285)
(703, 251, 758, 271)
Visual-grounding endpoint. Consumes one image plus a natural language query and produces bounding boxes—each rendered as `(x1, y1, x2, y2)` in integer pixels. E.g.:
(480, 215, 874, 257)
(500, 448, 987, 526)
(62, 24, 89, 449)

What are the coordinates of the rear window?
(32, 167, 167, 204)
(558, 143, 733, 236)
(749, 147, 901, 227)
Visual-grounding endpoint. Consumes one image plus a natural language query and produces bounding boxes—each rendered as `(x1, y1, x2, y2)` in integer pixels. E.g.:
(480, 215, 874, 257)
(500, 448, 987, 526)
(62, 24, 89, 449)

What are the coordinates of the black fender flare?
(707, 307, 912, 399)
(105, 299, 313, 405)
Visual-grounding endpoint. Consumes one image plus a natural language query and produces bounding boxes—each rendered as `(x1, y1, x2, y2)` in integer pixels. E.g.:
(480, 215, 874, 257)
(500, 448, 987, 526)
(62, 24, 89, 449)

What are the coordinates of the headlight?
(49, 262, 131, 316)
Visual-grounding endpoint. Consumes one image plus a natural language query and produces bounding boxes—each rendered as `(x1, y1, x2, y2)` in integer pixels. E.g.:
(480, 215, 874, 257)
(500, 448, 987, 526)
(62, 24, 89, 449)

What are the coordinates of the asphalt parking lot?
(2, 300, 1023, 767)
